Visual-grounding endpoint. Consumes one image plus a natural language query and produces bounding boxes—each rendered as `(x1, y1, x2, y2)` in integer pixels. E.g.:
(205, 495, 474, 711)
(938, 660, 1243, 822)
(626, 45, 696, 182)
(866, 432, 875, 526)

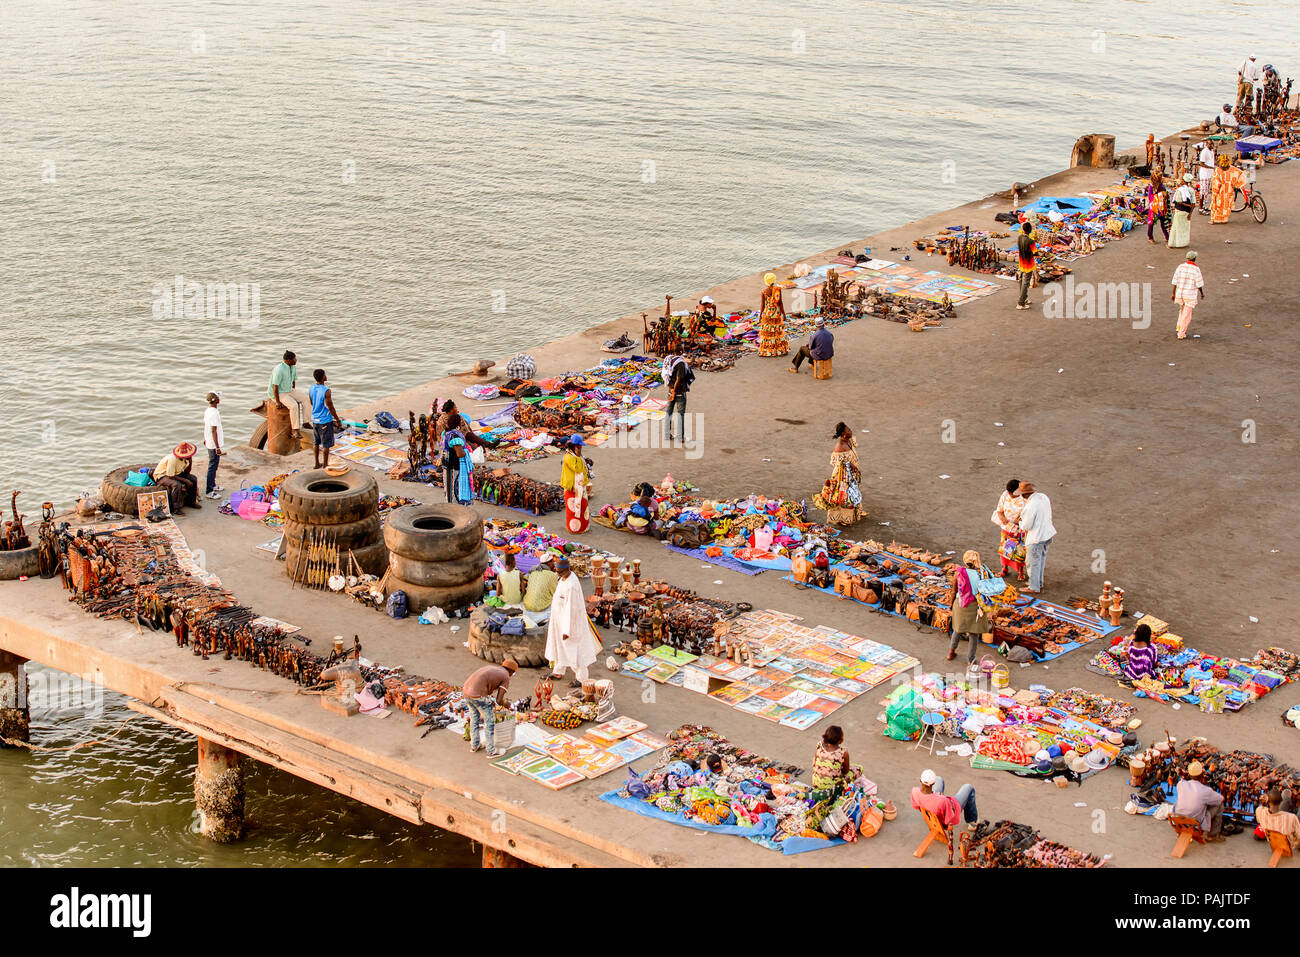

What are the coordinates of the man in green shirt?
(523, 553, 560, 612)
(268, 350, 311, 432)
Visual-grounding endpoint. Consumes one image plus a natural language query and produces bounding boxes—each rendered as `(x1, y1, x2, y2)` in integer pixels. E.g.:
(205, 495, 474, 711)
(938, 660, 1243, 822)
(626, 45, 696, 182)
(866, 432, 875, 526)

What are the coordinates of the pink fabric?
(956, 566, 976, 608)
(1177, 302, 1196, 337)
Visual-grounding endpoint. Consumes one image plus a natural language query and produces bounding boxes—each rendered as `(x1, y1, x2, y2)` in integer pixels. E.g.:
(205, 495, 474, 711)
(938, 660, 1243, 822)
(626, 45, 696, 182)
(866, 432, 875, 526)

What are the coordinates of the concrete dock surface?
(3, 131, 1297, 867)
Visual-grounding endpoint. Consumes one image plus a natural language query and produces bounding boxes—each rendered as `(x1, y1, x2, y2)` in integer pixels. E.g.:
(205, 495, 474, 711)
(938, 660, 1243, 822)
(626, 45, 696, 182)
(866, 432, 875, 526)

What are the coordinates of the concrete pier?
(0, 650, 29, 746)
(195, 737, 246, 844)
(2, 128, 1297, 866)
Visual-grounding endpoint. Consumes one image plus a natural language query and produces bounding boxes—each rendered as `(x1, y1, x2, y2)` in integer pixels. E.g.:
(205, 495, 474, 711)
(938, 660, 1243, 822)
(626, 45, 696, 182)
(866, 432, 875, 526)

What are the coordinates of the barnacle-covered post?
(0, 650, 29, 745)
(195, 737, 245, 843)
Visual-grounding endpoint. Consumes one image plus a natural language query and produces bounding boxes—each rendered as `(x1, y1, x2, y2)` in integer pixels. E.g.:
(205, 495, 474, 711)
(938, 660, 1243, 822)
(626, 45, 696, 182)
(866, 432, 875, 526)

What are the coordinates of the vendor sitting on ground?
(523, 552, 560, 612)
(1255, 788, 1300, 850)
(495, 551, 525, 605)
(1216, 103, 1239, 129)
(810, 725, 861, 805)
(912, 768, 979, 832)
(1173, 761, 1226, 842)
(602, 481, 661, 535)
(1122, 624, 1158, 683)
(154, 442, 202, 513)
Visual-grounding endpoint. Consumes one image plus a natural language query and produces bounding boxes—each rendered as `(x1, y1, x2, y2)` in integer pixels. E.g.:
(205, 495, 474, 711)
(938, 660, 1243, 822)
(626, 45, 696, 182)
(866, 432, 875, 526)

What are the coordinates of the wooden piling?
(0, 650, 29, 746)
(195, 736, 245, 843)
(482, 845, 533, 868)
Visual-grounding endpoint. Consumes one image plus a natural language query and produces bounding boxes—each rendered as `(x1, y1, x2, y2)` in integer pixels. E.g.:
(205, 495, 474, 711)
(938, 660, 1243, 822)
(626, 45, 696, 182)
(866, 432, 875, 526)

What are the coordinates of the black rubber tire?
(387, 544, 489, 588)
(466, 609, 549, 668)
(383, 504, 482, 563)
(281, 515, 382, 551)
(249, 421, 268, 450)
(0, 544, 41, 580)
(284, 538, 388, 579)
(101, 464, 157, 516)
(385, 575, 484, 614)
(278, 469, 378, 525)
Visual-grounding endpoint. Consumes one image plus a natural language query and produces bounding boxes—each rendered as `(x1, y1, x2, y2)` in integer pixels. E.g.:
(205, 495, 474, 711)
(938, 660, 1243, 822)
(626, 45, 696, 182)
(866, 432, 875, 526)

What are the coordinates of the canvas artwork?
(517, 754, 586, 790)
(490, 746, 545, 775)
(603, 737, 656, 763)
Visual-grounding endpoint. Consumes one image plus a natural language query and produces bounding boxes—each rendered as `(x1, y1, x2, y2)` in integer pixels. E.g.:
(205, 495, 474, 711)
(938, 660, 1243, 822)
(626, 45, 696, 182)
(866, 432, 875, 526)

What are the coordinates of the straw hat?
(173, 442, 197, 459)
(1187, 761, 1205, 778)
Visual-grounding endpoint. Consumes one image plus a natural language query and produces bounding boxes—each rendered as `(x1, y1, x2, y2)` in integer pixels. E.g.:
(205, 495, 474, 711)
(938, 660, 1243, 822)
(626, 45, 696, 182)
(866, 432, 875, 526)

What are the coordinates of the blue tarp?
(1015, 196, 1095, 219)
(599, 790, 852, 855)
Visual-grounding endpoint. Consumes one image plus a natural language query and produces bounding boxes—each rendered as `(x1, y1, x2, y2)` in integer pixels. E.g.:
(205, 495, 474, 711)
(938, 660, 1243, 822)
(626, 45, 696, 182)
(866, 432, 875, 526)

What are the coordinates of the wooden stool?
(914, 807, 954, 864)
(1266, 829, 1294, 868)
(1169, 815, 1207, 858)
(813, 358, 832, 380)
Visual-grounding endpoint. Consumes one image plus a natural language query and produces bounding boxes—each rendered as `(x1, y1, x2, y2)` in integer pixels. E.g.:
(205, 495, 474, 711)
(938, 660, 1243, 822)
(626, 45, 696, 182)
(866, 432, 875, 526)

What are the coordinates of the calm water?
(1, 0, 1295, 865)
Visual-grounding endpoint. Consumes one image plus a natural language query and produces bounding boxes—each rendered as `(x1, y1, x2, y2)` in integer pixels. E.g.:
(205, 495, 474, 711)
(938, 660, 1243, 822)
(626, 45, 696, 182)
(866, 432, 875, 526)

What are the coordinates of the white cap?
(537, 552, 555, 565)
(920, 769, 937, 786)
(699, 296, 714, 304)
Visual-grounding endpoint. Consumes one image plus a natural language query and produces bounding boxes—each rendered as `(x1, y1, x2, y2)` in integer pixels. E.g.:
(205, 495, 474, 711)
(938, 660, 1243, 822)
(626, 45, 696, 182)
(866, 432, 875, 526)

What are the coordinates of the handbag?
(834, 570, 855, 596)
(968, 563, 1007, 599)
(125, 469, 154, 487)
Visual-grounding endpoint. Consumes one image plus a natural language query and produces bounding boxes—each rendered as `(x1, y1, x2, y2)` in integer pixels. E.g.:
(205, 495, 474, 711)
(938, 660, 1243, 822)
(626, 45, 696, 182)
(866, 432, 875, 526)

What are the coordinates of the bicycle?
(1231, 163, 1268, 222)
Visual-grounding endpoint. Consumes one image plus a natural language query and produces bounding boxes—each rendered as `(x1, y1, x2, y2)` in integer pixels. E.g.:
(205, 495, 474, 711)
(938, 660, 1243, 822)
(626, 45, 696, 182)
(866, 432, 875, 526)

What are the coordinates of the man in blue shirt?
(790, 317, 834, 373)
(308, 369, 343, 468)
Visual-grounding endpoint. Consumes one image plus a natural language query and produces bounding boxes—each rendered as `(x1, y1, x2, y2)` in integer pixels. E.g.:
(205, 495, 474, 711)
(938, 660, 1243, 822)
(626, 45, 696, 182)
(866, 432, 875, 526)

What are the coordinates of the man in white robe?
(544, 558, 601, 686)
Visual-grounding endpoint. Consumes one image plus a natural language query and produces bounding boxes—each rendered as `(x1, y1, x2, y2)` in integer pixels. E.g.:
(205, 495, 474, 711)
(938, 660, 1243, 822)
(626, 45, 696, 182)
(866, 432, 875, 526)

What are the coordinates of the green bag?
(884, 687, 924, 741)
(125, 469, 154, 487)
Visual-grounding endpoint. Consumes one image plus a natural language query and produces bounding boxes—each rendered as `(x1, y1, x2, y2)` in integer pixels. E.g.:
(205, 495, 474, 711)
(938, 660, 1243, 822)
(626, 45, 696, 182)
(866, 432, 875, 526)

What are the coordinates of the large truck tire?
(280, 515, 382, 551)
(278, 469, 379, 525)
(383, 504, 482, 563)
(384, 576, 484, 614)
(101, 465, 156, 517)
(387, 544, 488, 589)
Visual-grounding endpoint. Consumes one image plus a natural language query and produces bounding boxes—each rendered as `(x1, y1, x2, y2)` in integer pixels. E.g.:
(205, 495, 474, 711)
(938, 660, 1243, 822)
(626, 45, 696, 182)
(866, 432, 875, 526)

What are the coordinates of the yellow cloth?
(523, 568, 558, 612)
(155, 453, 189, 477)
(497, 568, 523, 605)
(560, 452, 588, 492)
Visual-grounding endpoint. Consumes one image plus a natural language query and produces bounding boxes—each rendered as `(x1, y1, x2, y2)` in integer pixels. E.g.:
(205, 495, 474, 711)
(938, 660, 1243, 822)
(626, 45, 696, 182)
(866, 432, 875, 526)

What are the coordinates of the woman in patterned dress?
(757, 272, 788, 356)
(991, 478, 1027, 582)
(813, 422, 863, 526)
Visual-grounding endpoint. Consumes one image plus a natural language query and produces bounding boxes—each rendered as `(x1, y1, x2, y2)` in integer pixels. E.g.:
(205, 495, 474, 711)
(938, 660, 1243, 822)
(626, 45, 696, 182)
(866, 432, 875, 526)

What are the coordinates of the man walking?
(1171, 251, 1206, 340)
(544, 557, 601, 687)
(1015, 222, 1035, 310)
(268, 350, 311, 434)
(308, 369, 344, 469)
(462, 658, 518, 757)
(1238, 54, 1262, 109)
(789, 316, 834, 373)
(203, 392, 225, 500)
(1016, 481, 1056, 595)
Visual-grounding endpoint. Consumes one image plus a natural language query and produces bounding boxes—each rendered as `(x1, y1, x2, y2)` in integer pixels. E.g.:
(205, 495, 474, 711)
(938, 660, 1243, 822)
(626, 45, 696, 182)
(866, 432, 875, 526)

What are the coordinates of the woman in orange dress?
(757, 272, 789, 357)
(1210, 154, 1247, 224)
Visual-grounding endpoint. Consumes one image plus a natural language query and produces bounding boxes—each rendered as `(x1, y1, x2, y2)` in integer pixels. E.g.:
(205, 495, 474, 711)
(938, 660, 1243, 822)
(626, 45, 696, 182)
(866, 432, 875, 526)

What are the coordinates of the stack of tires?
(101, 464, 157, 516)
(278, 469, 387, 578)
(383, 504, 487, 614)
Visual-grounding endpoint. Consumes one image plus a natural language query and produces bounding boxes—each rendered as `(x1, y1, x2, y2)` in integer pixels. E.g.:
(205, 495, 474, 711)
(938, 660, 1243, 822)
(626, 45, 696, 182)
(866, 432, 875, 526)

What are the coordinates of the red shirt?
(911, 786, 959, 827)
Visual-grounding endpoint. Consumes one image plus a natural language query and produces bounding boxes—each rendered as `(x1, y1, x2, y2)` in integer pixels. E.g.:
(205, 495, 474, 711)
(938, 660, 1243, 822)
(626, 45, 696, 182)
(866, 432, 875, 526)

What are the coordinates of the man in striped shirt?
(1123, 624, 1157, 682)
(1170, 251, 1205, 340)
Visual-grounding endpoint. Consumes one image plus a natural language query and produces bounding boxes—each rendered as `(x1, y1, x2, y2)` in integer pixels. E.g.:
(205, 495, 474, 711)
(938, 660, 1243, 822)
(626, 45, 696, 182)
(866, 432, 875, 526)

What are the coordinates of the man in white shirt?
(203, 392, 225, 499)
(1238, 55, 1262, 111)
(1173, 761, 1225, 841)
(1216, 104, 1238, 129)
(1016, 482, 1056, 594)
(1196, 142, 1215, 213)
(1170, 251, 1206, 340)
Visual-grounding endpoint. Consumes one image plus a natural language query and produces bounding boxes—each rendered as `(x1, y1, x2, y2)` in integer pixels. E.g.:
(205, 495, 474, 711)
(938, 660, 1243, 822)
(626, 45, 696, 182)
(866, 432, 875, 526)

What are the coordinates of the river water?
(0, 0, 1294, 865)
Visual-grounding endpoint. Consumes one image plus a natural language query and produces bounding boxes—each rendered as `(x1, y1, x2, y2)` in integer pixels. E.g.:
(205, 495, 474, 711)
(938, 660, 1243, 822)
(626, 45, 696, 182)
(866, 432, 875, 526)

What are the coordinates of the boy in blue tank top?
(309, 369, 343, 468)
